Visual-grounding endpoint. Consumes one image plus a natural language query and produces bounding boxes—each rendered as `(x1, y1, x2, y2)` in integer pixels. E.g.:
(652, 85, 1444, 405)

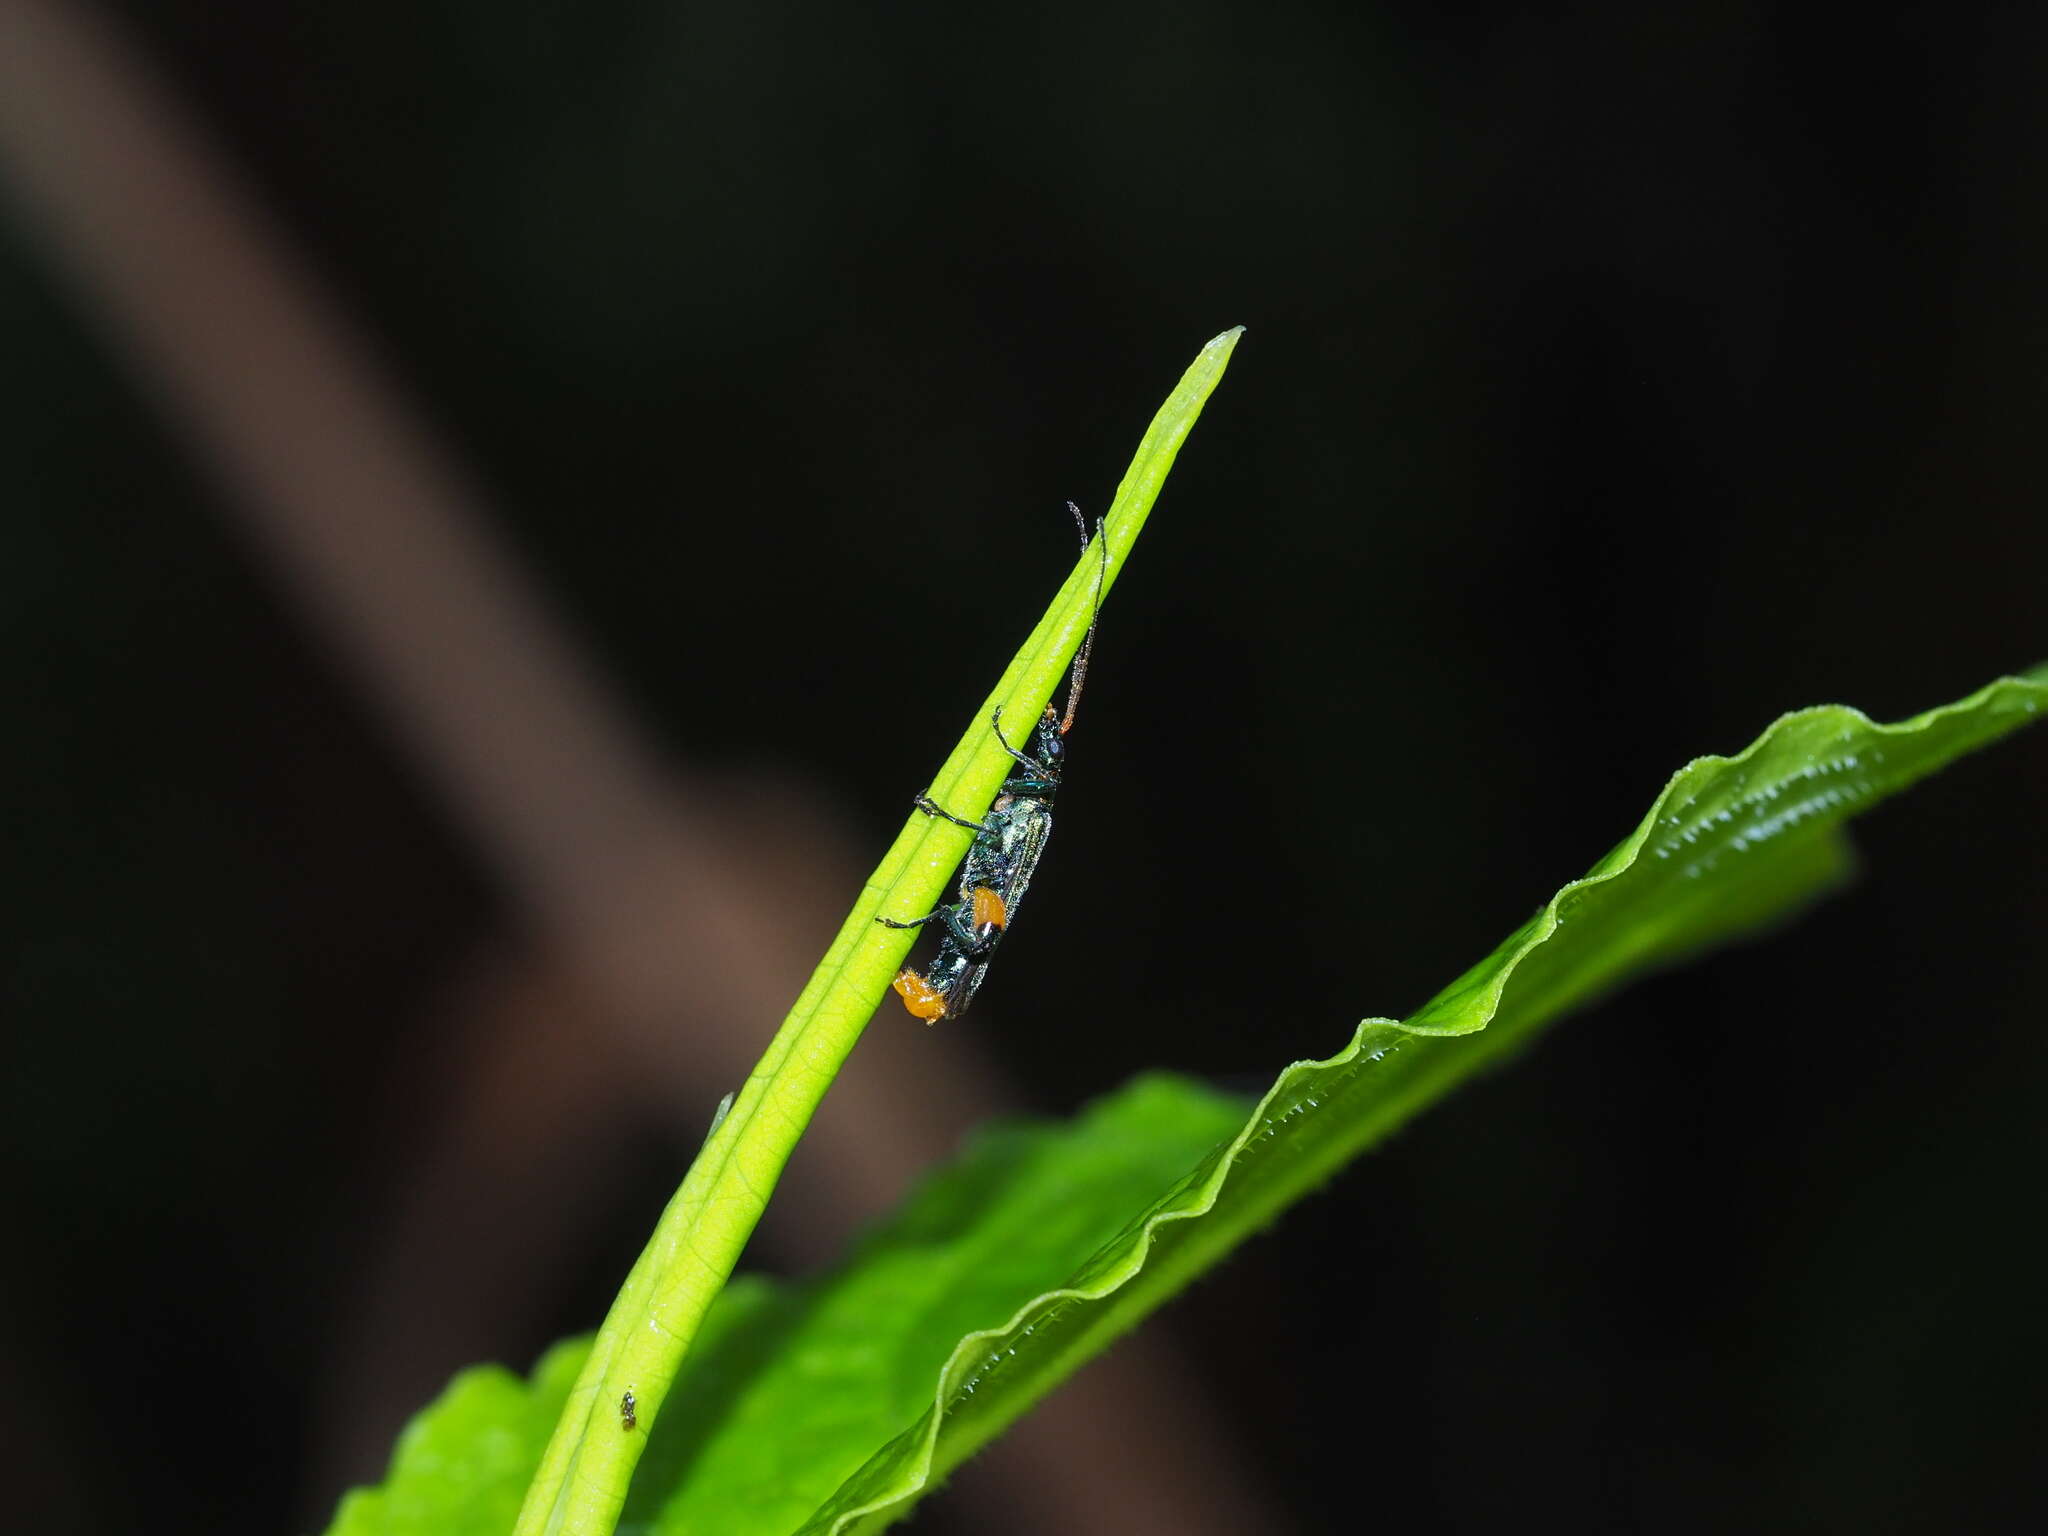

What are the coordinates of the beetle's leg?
(989, 706, 1050, 775)
(912, 792, 992, 833)
(876, 907, 950, 930)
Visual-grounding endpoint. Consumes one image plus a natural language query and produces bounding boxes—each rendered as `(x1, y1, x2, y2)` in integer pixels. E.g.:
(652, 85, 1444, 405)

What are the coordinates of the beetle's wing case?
(943, 950, 993, 1018)
(988, 800, 1054, 920)
(958, 805, 1010, 900)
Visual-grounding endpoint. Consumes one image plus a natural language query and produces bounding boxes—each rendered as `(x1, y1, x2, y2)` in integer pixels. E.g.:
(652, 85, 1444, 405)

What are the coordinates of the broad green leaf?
(801, 667, 2048, 1533)
(325, 1339, 585, 1536)
(323, 667, 2045, 1536)
(620, 1077, 1249, 1533)
(319, 1079, 1249, 1536)
(509, 327, 1243, 1536)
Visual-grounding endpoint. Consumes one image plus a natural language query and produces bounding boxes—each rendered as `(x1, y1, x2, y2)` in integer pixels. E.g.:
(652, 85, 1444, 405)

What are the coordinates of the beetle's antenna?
(1059, 500, 1107, 736)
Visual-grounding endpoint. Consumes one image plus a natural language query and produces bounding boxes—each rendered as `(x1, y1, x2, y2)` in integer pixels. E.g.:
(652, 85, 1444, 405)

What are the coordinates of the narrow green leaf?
(508, 327, 1244, 1536)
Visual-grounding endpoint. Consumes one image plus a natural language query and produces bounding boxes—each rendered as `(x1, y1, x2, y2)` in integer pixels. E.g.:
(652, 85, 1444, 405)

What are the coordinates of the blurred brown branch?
(0, 2, 1262, 1530)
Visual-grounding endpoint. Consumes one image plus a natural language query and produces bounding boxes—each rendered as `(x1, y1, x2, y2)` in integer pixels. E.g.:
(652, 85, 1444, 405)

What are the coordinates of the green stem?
(512, 326, 1244, 1536)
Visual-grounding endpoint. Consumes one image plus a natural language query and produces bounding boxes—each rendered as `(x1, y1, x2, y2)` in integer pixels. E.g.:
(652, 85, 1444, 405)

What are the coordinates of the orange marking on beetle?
(892, 967, 950, 1022)
(970, 885, 1008, 931)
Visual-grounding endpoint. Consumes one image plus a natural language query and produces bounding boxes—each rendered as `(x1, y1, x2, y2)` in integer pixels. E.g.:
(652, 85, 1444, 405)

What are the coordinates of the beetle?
(880, 503, 1105, 1023)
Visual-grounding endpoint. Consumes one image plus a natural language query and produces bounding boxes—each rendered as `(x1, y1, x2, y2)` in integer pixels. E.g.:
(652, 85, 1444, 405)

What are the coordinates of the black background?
(5, 3, 2046, 1532)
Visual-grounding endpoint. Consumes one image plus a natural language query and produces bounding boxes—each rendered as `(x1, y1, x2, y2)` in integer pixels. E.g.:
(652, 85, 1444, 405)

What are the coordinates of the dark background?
(5, 2, 2045, 1532)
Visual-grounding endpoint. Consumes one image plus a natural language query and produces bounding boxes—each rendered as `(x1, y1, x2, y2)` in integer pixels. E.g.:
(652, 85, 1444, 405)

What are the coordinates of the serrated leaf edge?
(816, 669, 2048, 1532)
